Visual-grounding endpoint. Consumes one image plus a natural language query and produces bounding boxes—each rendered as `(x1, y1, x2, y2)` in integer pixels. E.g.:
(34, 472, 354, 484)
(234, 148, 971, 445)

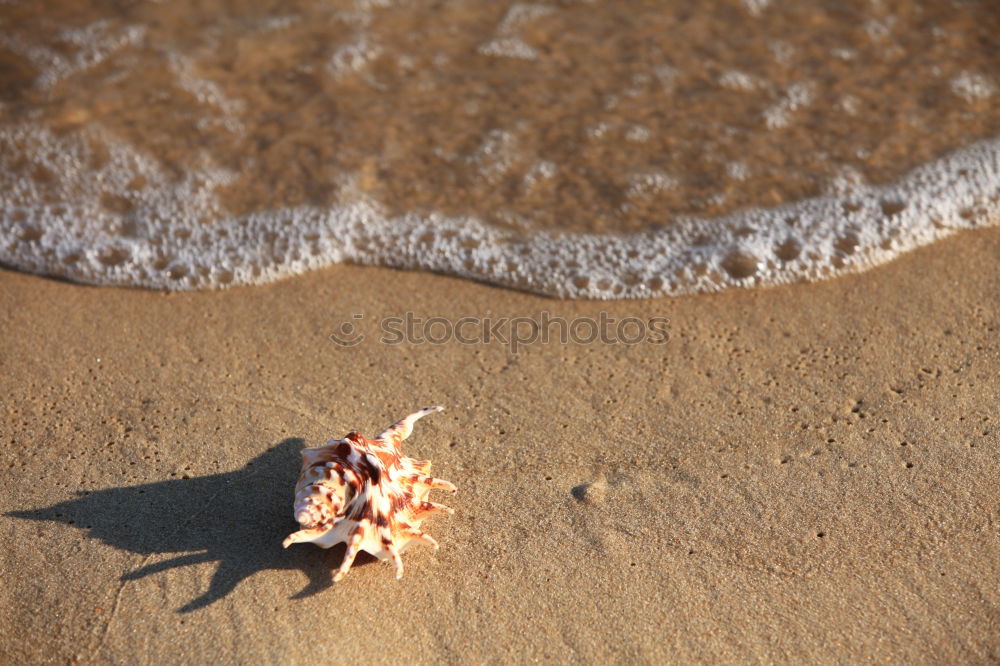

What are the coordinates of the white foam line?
(1, 124, 999, 299)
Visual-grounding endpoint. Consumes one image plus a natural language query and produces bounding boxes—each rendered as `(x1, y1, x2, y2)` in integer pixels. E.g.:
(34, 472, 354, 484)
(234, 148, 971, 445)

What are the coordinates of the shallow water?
(1, 0, 999, 297)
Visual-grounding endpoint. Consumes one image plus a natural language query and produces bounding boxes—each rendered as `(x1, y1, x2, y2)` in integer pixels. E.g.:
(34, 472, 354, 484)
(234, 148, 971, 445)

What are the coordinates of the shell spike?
(414, 474, 458, 494)
(333, 528, 365, 582)
(387, 544, 404, 579)
(283, 526, 328, 548)
(403, 528, 439, 551)
(376, 405, 444, 444)
(416, 500, 454, 516)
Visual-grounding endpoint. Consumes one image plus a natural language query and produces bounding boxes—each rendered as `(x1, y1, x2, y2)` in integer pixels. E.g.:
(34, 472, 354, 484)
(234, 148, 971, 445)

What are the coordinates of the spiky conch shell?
(282, 406, 456, 581)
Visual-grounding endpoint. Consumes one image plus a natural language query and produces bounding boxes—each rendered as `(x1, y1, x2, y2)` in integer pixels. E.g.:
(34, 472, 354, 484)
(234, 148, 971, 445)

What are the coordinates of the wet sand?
(2, 227, 998, 664)
(6, 1, 999, 233)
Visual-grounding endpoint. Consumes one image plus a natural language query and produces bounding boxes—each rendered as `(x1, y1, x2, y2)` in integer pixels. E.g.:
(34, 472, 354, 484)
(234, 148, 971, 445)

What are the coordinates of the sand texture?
(2, 228, 999, 664)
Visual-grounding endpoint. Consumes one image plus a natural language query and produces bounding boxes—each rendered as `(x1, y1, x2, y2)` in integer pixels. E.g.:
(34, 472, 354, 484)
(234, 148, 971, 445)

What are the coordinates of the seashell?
(282, 406, 456, 581)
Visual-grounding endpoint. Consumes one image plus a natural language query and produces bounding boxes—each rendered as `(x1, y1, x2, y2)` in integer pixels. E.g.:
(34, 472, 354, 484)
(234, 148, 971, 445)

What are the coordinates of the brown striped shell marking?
(282, 406, 456, 581)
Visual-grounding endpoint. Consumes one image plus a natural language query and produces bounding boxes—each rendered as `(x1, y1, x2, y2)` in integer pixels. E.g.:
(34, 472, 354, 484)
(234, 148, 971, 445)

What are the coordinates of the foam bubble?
(478, 4, 554, 61)
(718, 71, 760, 92)
(764, 82, 815, 130)
(627, 172, 678, 199)
(0, 21, 146, 90)
(2, 122, 998, 298)
(327, 36, 382, 78)
(742, 0, 771, 18)
(951, 72, 996, 103)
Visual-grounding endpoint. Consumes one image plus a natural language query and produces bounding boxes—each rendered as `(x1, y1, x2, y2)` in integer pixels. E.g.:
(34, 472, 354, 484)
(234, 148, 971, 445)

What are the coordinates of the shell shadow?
(6, 438, 374, 613)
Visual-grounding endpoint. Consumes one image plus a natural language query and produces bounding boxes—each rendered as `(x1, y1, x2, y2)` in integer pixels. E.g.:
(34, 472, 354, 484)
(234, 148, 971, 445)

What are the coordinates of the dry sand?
(1, 228, 999, 664)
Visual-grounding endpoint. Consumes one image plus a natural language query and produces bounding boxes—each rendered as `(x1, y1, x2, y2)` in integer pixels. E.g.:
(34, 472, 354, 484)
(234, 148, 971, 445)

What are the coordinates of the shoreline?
(2, 227, 998, 664)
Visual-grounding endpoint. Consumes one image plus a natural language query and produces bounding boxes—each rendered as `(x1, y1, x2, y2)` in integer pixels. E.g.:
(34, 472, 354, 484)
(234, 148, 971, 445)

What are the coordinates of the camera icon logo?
(329, 314, 365, 347)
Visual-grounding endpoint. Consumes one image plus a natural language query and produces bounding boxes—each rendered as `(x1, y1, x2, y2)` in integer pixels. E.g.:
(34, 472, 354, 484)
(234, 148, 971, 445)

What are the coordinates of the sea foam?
(1, 123, 998, 298)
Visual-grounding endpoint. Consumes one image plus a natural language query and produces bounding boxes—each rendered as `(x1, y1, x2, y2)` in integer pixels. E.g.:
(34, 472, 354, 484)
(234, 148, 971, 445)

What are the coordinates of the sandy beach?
(2, 1, 999, 663)
(1, 226, 998, 664)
